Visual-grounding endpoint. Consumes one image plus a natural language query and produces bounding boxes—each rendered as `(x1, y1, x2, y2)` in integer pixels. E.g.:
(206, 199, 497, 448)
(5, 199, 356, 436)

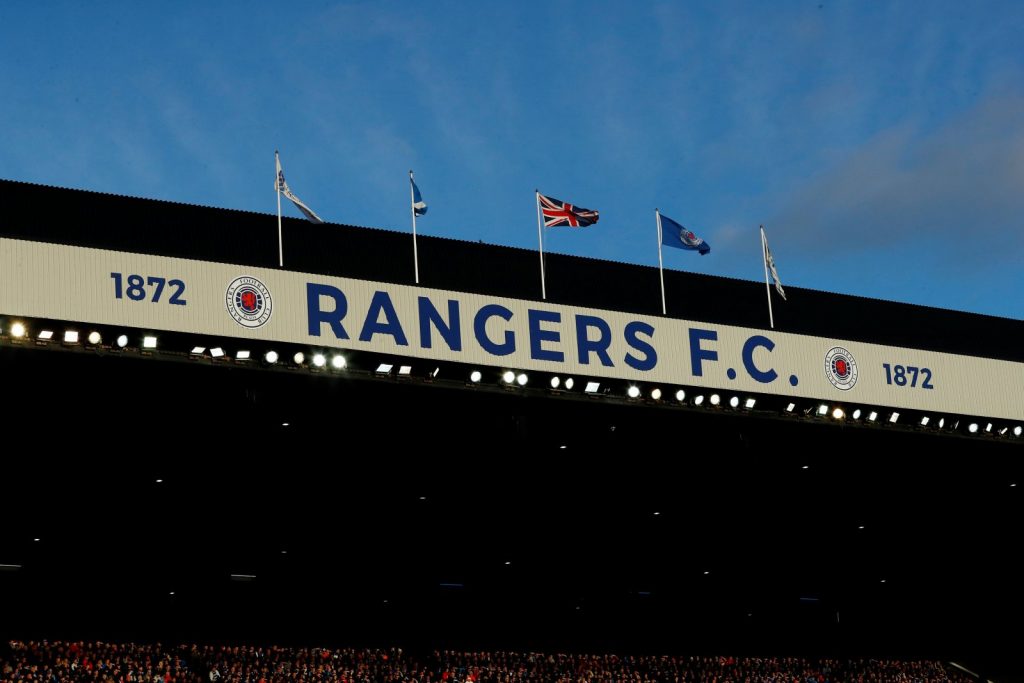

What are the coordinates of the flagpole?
(760, 225, 774, 329)
(410, 170, 420, 284)
(536, 190, 546, 300)
(275, 151, 284, 268)
(656, 209, 667, 315)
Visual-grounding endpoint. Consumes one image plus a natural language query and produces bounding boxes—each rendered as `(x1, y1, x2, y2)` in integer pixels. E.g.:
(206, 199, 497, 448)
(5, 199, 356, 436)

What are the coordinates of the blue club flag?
(660, 214, 710, 255)
(411, 177, 427, 216)
(409, 170, 427, 284)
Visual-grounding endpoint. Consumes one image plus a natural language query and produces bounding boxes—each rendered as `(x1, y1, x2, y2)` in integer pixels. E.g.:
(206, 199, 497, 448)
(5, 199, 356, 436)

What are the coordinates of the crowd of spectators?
(2, 640, 199, 683)
(2, 641, 976, 683)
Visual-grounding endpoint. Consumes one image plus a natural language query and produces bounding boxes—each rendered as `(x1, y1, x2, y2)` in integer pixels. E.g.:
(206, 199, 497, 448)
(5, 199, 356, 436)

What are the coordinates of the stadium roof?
(1, 178, 1021, 361)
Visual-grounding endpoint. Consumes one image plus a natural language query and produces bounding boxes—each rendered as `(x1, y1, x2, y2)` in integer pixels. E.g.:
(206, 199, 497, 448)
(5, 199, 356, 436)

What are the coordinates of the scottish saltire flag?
(539, 193, 599, 227)
(660, 214, 710, 255)
(411, 177, 427, 217)
(275, 152, 324, 224)
(763, 234, 786, 300)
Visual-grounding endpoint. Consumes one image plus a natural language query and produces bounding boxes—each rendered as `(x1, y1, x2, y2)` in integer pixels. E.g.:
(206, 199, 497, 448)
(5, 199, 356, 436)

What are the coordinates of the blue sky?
(2, 1, 1022, 319)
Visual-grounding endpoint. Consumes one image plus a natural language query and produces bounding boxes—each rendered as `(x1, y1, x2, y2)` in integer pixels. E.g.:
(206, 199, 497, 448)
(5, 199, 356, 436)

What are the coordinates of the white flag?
(275, 152, 324, 224)
(763, 231, 786, 300)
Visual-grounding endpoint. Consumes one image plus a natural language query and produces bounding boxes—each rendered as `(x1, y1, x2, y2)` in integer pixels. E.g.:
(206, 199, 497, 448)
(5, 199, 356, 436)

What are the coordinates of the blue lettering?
(528, 309, 564, 362)
(624, 321, 657, 371)
(418, 297, 462, 351)
(306, 283, 349, 339)
(359, 291, 409, 346)
(474, 304, 515, 356)
(742, 335, 778, 384)
(689, 328, 718, 376)
(575, 315, 613, 367)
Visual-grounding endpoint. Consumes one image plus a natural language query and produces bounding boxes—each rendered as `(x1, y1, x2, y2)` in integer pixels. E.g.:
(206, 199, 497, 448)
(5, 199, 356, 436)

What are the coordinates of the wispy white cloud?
(771, 89, 1024, 268)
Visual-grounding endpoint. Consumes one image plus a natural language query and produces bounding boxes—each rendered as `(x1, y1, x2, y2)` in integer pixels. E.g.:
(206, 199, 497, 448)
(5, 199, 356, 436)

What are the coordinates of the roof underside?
(0, 347, 1020, 670)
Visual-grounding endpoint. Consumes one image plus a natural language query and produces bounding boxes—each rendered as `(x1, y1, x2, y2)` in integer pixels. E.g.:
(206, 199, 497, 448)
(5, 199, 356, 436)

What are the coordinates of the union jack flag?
(538, 193, 599, 228)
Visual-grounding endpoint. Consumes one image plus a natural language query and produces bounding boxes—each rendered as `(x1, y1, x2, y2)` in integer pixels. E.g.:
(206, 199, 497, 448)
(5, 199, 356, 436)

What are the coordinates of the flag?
(409, 171, 425, 283)
(411, 177, 427, 216)
(660, 214, 710, 255)
(763, 233, 786, 300)
(538, 193, 599, 227)
(275, 152, 324, 224)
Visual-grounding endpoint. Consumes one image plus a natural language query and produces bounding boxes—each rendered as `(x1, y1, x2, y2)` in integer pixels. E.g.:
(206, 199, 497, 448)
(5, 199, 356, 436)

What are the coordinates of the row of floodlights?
(190, 347, 429, 378)
(7, 322, 341, 369)
(7, 322, 337, 369)
(7, 322, 143, 349)
(788, 402, 1022, 437)
(190, 346, 350, 369)
(6, 322, 420, 377)
(472, 371, 760, 409)
(8, 322, 1021, 439)
(191, 350, 427, 379)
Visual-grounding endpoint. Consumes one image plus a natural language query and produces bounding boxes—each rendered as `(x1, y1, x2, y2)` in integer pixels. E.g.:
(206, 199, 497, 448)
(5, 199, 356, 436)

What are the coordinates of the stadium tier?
(0, 642, 982, 683)
(0, 180, 1021, 681)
